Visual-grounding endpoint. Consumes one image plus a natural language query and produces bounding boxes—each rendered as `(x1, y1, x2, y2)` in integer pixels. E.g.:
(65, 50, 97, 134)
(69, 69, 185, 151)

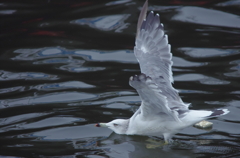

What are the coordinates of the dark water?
(0, 0, 240, 157)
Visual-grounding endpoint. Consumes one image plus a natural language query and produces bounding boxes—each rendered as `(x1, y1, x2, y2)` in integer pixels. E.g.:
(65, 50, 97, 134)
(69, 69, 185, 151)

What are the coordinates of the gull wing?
(129, 74, 180, 122)
(136, 0, 148, 38)
(130, 1, 189, 121)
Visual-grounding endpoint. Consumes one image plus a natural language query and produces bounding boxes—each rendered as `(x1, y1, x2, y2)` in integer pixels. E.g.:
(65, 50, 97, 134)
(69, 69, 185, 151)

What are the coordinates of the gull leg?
(163, 133, 173, 144)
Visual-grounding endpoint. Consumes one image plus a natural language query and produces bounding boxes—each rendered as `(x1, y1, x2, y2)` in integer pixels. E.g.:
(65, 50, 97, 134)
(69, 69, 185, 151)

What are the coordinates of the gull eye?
(113, 123, 118, 127)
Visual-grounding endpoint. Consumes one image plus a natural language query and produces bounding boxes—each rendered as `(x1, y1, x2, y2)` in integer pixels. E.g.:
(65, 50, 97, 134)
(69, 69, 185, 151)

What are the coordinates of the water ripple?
(33, 81, 95, 91)
(71, 14, 130, 32)
(0, 0, 239, 157)
(0, 70, 58, 81)
(172, 6, 240, 28)
(174, 74, 230, 85)
(0, 92, 97, 108)
(21, 117, 85, 129)
(179, 47, 240, 58)
(0, 112, 51, 127)
(13, 47, 137, 63)
(216, 0, 240, 8)
(33, 124, 111, 140)
(0, 86, 24, 94)
(173, 56, 206, 67)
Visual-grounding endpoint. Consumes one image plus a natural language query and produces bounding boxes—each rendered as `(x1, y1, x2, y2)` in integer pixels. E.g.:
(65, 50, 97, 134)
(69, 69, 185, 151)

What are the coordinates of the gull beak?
(95, 123, 108, 127)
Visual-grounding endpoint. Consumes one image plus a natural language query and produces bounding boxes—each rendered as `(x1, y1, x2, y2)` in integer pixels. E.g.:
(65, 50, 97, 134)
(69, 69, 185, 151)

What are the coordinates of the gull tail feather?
(183, 109, 229, 125)
(204, 109, 229, 118)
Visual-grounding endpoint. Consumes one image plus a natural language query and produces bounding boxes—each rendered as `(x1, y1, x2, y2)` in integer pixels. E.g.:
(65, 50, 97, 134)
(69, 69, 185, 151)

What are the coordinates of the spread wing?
(130, 0, 189, 122)
(129, 74, 181, 122)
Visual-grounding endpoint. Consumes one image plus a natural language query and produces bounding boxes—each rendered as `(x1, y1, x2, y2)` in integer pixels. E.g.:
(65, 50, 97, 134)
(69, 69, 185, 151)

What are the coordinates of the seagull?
(95, 0, 229, 144)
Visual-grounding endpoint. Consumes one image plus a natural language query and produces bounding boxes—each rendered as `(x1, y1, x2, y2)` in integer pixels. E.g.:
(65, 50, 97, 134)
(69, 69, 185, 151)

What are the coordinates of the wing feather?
(131, 0, 189, 121)
(136, 0, 148, 38)
(129, 74, 180, 122)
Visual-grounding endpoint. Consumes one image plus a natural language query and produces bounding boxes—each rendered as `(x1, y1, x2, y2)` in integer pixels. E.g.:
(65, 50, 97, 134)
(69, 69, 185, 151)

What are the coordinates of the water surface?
(0, 0, 240, 157)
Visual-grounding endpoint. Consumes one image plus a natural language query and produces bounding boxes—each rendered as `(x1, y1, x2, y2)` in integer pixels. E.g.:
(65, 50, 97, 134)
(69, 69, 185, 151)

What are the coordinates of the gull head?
(95, 119, 129, 134)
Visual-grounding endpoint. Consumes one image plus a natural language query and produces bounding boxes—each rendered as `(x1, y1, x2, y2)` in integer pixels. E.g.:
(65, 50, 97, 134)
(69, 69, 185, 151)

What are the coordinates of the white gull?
(96, 0, 229, 144)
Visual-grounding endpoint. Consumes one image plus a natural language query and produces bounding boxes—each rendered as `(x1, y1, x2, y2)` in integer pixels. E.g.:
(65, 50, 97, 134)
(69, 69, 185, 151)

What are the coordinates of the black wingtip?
(208, 109, 229, 118)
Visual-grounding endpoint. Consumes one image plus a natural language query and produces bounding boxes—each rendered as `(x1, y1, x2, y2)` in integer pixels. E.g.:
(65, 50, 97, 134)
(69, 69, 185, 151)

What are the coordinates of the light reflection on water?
(180, 47, 240, 58)
(34, 81, 95, 90)
(1, 91, 97, 108)
(172, 6, 240, 28)
(71, 14, 130, 32)
(13, 47, 137, 63)
(0, 0, 240, 157)
(0, 70, 58, 81)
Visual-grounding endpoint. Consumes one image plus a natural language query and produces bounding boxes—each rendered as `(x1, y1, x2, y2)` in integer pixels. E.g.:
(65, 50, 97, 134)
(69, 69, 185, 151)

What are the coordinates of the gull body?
(96, 0, 229, 143)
